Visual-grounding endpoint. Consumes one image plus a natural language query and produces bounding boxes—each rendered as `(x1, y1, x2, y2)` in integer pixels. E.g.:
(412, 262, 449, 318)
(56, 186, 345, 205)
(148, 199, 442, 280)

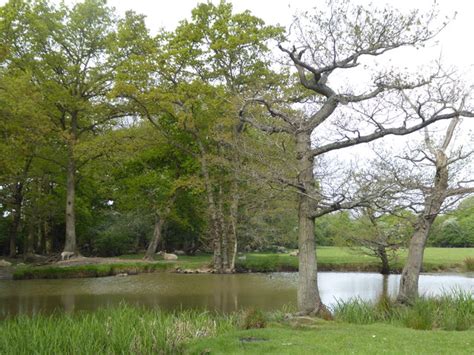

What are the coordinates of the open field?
(238, 247, 474, 273)
(6, 247, 473, 280)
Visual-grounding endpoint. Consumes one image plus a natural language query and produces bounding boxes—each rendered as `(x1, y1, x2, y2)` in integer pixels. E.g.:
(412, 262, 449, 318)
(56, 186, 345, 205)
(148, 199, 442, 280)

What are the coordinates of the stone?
(0, 260, 12, 267)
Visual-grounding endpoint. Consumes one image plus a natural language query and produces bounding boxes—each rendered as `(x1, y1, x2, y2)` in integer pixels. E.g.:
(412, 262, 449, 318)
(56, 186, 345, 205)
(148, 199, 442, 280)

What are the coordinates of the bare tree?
(392, 109, 474, 302)
(240, 0, 472, 315)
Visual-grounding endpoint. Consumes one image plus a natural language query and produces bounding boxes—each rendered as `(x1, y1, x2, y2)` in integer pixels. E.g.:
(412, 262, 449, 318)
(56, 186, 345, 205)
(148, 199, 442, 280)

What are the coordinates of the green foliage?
(316, 212, 354, 246)
(93, 222, 142, 257)
(430, 199, 474, 247)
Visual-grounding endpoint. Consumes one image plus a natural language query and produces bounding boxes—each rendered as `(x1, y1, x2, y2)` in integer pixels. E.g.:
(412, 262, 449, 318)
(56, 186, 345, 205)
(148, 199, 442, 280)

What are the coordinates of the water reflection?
(0, 272, 472, 317)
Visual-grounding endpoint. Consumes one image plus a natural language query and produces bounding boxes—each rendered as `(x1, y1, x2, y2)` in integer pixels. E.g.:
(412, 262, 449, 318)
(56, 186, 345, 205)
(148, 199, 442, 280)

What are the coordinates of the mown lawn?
(237, 247, 474, 272)
(186, 322, 474, 354)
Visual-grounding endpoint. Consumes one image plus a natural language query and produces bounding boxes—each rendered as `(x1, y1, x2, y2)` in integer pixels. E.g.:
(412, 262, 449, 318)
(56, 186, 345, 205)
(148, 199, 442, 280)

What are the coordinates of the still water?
(0, 272, 473, 317)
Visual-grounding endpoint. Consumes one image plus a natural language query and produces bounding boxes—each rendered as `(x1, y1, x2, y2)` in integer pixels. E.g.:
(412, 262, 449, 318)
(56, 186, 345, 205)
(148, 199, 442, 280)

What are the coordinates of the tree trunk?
(8, 182, 23, 258)
(296, 132, 326, 315)
(144, 216, 164, 260)
(397, 152, 448, 303)
(36, 222, 43, 255)
(44, 219, 53, 255)
(397, 218, 431, 302)
(25, 221, 35, 256)
(218, 186, 230, 272)
(8, 158, 32, 257)
(198, 140, 224, 272)
(227, 180, 239, 272)
(378, 245, 390, 275)
(63, 146, 77, 253)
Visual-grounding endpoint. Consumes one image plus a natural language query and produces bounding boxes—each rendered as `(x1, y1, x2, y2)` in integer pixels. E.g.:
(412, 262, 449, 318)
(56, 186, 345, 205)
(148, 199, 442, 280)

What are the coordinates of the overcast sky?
(85, 0, 474, 77)
(0, 0, 472, 73)
(1, 0, 471, 92)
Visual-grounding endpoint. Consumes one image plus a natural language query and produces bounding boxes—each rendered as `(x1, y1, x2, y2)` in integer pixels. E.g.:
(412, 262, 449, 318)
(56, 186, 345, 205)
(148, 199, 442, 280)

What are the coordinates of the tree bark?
(227, 180, 239, 272)
(44, 219, 53, 255)
(397, 151, 448, 303)
(8, 182, 23, 258)
(378, 245, 390, 275)
(36, 222, 43, 255)
(198, 140, 225, 272)
(8, 158, 32, 257)
(397, 218, 431, 302)
(63, 116, 78, 254)
(296, 132, 325, 315)
(25, 220, 35, 256)
(218, 186, 229, 272)
(144, 215, 164, 260)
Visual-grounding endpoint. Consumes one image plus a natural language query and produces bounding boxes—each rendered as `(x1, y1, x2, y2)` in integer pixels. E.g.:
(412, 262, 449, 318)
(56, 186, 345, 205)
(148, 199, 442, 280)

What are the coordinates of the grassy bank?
(236, 247, 474, 273)
(10, 247, 473, 279)
(1, 293, 472, 354)
(13, 262, 173, 280)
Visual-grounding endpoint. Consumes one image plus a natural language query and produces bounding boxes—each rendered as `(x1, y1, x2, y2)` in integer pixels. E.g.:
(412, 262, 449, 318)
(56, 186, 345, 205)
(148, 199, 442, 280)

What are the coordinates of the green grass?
(1, 300, 472, 354)
(464, 257, 474, 271)
(236, 247, 474, 273)
(13, 262, 172, 280)
(1, 293, 472, 354)
(119, 253, 213, 270)
(11, 247, 473, 279)
(0, 305, 237, 354)
(333, 290, 474, 331)
(186, 322, 474, 354)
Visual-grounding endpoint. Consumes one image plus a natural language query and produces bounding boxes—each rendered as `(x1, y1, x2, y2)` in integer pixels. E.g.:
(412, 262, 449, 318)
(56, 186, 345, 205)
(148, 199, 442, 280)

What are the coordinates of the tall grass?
(464, 257, 474, 272)
(333, 290, 474, 331)
(0, 305, 237, 354)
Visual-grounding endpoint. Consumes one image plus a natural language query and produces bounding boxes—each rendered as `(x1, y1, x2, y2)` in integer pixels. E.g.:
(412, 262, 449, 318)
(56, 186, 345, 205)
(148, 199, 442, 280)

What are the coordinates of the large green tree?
(115, 1, 283, 272)
(1, 0, 134, 253)
(0, 67, 52, 256)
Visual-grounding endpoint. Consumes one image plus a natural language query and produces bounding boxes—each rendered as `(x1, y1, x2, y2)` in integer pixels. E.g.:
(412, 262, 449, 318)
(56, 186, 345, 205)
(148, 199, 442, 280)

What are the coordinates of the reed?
(0, 305, 238, 354)
(333, 290, 474, 331)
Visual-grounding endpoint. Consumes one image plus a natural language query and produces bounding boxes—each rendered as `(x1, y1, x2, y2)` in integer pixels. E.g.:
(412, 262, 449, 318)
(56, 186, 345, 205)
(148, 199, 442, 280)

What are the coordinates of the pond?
(0, 272, 473, 318)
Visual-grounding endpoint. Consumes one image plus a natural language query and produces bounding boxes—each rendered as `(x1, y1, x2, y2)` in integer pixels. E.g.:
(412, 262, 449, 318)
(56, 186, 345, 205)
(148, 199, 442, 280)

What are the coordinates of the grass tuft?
(239, 308, 267, 330)
(333, 298, 378, 324)
(464, 257, 474, 272)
